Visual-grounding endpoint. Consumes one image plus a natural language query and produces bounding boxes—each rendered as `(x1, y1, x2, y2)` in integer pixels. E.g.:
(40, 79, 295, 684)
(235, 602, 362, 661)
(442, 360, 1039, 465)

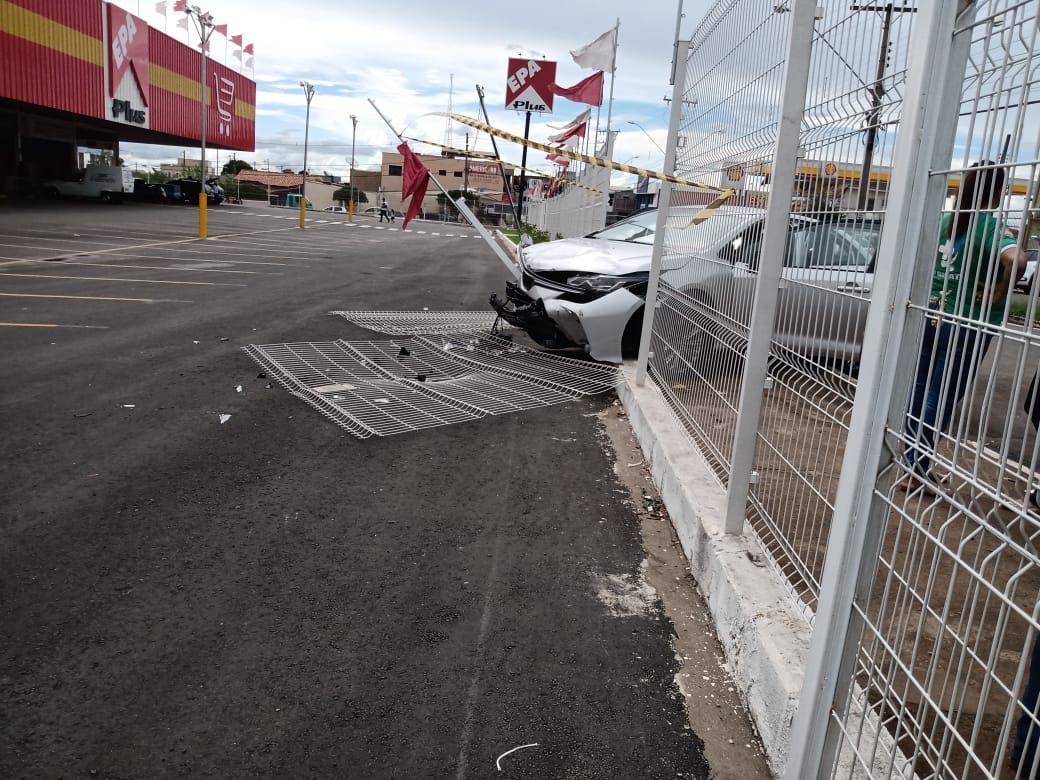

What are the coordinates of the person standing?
(904, 161, 1027, 487)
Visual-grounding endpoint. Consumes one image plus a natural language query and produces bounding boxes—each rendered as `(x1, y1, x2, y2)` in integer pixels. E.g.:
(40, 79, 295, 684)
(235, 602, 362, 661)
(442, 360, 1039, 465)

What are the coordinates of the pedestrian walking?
(379, 198, 391, 223)
(903, 161, 1026, 489)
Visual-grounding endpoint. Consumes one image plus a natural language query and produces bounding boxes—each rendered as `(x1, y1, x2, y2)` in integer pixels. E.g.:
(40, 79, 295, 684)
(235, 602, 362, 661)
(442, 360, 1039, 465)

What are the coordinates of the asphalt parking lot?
(0, 200, 769, 779)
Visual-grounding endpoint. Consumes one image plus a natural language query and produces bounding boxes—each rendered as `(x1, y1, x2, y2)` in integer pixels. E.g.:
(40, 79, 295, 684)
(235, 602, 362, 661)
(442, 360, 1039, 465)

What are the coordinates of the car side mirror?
(519, 233, 534, 249)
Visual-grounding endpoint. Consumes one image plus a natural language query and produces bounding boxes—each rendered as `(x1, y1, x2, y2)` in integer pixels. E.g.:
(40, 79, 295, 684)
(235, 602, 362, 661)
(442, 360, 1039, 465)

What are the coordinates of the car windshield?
(589, 207, 765, 255)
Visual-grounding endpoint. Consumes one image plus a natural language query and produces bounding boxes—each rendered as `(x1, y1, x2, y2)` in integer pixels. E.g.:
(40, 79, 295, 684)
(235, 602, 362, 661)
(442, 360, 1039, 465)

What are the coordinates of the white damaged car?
(491, 206, 882, 365)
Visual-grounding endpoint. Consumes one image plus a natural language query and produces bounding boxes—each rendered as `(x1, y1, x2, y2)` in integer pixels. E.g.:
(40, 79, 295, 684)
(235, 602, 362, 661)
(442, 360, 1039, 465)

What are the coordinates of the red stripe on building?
(0, 31, 103, 117)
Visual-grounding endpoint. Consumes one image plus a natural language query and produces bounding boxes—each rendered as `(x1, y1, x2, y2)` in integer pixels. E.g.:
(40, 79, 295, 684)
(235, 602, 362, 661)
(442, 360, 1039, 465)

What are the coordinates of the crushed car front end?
(491, 238, 651, 363)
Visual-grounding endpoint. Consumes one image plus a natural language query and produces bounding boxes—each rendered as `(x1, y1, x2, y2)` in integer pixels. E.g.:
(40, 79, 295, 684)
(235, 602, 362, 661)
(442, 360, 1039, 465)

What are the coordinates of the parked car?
(165, 178, 224, 205)
(491, 206, 883, 365)
(42, 164, 133, 203)
(323, 205, 348, 213)
(1015, 248, 1038, 292)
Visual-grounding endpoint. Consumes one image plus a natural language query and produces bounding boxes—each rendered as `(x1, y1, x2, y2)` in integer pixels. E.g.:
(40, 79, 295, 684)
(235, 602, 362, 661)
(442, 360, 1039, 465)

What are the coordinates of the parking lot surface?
(0, 201, 767, 779)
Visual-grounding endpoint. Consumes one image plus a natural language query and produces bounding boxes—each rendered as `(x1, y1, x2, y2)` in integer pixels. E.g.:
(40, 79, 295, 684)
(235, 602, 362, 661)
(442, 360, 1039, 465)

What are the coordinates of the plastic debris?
(122, 404, 135, 408)
(236, 385, 242, 393)
(218, 414, 231, 424)
(495, 743, 539, 771)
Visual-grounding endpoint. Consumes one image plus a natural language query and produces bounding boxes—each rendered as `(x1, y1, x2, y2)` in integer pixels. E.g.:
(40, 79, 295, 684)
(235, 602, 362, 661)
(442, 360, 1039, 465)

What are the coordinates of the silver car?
(491, 206, 882, 366)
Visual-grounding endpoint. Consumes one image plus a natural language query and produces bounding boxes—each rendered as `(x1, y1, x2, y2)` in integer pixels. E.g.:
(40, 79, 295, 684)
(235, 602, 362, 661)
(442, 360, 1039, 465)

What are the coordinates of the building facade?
(0, 0, 256, 197)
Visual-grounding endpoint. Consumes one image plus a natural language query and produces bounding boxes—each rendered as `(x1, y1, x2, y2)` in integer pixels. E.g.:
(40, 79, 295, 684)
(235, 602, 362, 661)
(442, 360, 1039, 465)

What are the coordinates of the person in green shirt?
(904, 161, 1026, 487)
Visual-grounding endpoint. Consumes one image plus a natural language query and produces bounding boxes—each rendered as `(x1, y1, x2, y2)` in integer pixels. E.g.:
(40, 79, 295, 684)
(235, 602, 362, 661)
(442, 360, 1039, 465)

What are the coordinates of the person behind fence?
(903, 161, 1026, 488)
(1012, 370, 1040, 778)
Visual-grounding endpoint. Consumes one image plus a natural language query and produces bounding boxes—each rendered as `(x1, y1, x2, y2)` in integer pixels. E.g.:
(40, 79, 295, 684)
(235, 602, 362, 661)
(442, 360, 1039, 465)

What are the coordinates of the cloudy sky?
(115, 0, 715, 186)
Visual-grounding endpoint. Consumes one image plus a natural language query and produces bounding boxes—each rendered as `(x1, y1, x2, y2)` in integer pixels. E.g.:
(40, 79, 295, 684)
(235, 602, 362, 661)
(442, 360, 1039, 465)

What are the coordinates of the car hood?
(522, 238, 651, 276)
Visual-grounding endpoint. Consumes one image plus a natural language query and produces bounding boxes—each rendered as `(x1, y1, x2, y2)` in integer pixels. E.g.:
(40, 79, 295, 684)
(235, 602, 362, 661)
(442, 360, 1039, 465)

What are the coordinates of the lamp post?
(185, 5, 214, 238)
(626, 120, 666, 156)
(299, 80, 315, 228)
(349, 113, 358, 218)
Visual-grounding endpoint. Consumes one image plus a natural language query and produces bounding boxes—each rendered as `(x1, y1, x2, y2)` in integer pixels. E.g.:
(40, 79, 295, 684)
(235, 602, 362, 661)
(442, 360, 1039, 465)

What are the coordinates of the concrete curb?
(617, 364, 810, 778)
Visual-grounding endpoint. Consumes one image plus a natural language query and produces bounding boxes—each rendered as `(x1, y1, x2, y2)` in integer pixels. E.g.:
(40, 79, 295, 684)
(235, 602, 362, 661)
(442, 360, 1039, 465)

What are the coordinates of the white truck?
(42, 165, 134, 203)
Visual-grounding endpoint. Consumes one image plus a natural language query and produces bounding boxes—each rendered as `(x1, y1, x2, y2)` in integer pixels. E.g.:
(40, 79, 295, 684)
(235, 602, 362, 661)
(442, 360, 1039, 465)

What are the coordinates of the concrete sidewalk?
(618, 363, 811, 778)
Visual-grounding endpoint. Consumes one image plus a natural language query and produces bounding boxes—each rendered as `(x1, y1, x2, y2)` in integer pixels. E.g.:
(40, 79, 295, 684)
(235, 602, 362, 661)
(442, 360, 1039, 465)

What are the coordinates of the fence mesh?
(647, 0, 1040, 776)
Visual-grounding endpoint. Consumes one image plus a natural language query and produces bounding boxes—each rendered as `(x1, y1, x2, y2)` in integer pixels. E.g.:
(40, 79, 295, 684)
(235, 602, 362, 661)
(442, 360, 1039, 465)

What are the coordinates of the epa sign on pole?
(504, 58, 556, 113)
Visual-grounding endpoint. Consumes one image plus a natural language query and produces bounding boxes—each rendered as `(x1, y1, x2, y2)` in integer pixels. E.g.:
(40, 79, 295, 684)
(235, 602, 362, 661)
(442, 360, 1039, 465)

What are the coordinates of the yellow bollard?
(299, 195, 306, 228)
(199, 192, 208, 239)
(349, 199, 354, 222)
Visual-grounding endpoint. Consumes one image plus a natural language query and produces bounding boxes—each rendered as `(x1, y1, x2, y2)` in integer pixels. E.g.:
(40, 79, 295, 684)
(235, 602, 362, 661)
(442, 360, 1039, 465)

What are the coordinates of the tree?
(222, 159, 252, 176)
(333, 185, 367, 204)
(436, 189, 479, 209)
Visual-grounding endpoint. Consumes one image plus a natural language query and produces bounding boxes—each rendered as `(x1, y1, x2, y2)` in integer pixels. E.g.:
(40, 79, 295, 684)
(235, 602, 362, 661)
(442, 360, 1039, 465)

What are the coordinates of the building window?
(438, 169, 447, 176)
(389, 165, 402, 176)
(453, 171, 462, 178)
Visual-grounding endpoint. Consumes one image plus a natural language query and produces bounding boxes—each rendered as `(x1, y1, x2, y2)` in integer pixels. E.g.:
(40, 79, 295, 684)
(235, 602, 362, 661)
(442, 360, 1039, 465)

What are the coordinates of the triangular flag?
(397, 143, 430, 230)
(570, 28, 616, 72)
(245, 56, 253, 69)
(243, 43, 254, 55)
(155, 1, 167, 15)
(547, 121, 586, 145)
(176, 15, 188, 30)
(172, 0, 187, 10)
(232, 48, 243, 61)
(550, 71, 603, 106)
(214, 23, 227, 35)
(548, 108, 591, 131)
(230, 33, 243, 46)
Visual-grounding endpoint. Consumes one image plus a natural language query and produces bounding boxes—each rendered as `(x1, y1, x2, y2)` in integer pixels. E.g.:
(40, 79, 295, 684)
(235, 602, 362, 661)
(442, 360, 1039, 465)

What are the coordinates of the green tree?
(222, 159, 253, 176)
(435, 189, 479, 209)
(333, 185, 367, 204)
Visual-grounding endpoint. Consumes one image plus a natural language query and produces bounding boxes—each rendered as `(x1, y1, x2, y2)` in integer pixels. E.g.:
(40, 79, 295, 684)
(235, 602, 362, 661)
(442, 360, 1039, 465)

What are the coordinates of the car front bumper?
(491, 279, 644, 364)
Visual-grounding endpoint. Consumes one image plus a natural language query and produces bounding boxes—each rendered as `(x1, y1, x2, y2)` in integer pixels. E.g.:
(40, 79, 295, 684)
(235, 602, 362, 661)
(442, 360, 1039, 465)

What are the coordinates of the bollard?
(199, 192, 208, 239)
(299, 195, 306, 228)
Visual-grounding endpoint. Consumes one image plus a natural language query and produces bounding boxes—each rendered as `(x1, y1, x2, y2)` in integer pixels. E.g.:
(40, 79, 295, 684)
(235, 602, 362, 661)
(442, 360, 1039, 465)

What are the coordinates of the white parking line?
(0, 321, 109, 329)
(0, 272, 245, 286)
(0, 292, 193, 303)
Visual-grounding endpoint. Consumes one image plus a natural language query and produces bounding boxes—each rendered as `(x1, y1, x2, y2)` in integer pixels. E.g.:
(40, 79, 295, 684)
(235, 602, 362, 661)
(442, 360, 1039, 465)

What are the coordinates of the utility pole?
(851, 3, 916, 212)
(463, 132, 470, 194)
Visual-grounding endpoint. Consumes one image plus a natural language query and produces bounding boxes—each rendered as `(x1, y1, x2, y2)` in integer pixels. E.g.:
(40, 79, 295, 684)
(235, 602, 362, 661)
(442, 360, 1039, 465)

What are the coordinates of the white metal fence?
(526, 136, 612, 238)
(639, 0, 1040, 776)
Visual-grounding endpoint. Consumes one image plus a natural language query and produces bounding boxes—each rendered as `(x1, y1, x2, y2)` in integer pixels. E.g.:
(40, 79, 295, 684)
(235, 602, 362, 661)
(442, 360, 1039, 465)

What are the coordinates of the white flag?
(548, 107, 591, 132)
(232, 48, 242, 61)
(570, 28, 615, 72)
(176, 15, 188, 30)
(155, 1, 167, 15)
(245, 56, 254, 70)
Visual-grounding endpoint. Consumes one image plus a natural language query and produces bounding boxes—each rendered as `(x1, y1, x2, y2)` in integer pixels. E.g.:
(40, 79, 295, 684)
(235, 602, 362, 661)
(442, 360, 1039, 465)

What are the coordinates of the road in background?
(0, 202, 767, 779)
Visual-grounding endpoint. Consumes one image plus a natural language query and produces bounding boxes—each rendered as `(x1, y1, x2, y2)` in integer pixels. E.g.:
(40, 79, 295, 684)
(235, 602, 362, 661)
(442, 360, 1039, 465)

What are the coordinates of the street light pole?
(626, 120, 666, 156)
(185, 5, 214, 239)
(349, 113, 358, 218)
(299, 80, 315, 228)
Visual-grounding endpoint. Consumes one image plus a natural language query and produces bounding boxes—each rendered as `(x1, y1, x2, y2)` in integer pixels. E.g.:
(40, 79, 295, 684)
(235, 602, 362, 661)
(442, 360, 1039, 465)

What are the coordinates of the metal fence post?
(634, 38, 691, 387)
(723, 0, 819, 534)
(783, 1, 975, 776)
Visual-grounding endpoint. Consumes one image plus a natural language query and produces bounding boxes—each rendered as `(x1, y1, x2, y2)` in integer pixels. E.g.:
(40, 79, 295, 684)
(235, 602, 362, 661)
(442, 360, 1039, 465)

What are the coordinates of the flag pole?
(476, 84, 521, 230)
(368, 99, 519, 276)
(603, 18, 620, 159)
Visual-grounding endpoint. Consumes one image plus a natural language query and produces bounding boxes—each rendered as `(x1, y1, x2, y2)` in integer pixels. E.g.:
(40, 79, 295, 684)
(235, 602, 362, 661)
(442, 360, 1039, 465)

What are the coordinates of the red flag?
(172, 0, 187, 10)
(550, 71, 603, 106)
(214, 23, 227, 35)
(230, 33, 243, 46)
(397, 143, 430, 229)
(547, 121, 586, 145)
(243, 42, 254, 54)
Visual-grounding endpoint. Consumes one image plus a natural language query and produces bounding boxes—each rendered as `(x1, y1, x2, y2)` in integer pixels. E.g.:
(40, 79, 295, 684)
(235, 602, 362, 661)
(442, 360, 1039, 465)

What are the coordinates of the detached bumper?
(490, 282, 575, 349)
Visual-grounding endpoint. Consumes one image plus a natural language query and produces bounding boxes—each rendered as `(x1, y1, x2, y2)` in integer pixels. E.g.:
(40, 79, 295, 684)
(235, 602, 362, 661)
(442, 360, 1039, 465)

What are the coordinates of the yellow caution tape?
(403, 136, 606, 195)
(429, 111, 734, 194)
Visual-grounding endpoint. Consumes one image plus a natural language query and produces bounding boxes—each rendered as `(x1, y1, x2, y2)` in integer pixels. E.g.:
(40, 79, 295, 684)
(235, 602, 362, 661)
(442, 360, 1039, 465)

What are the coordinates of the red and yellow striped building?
(0, 0, 255, 185)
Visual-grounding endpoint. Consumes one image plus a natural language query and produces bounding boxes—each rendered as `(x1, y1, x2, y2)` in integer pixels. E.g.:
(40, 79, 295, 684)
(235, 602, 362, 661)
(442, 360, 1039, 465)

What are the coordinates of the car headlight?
(566, 273, 648, 293)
